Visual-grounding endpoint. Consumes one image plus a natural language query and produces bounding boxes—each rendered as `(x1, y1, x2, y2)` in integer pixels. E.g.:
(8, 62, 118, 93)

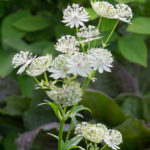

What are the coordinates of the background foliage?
(0, 0, 150, 149)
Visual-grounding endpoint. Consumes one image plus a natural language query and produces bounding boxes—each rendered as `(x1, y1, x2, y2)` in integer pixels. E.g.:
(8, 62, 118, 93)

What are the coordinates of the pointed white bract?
(75, 122, 108, 143)
(12, 51, 35, 74)
(62, 3, 89, 28)
(46, 81, 83, 107)
(91, 1, 132, 23)
(91, 1, 117, 19)
(55, 35, 79, 54)
(116, 4, 132, 23)
(104, 129, 122, 150)
(66, 52, 92, 77)
(87, 48, 113, 73)
(77, 25, 101, 43)
(26, 55, 52, 76)
(48, 54, 69, 79)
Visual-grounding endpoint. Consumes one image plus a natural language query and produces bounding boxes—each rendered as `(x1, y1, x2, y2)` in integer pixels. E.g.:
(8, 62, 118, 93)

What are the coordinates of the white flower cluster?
(27, 55, 52, 77)
(48, 47, 113, 79)
(87, 48, 113, 73)
(104, 129, 123, 150)
(46, 81, 82, 107)
(91, 1, 132, 23)
(48, 54, 69, 79)
(55, 35, 79, 54)
(12, 51, 52, 76)
(12, 51, 35, 74)
(77, 25, 101, 43)
(75, 122, 107, 143)
(62, 3, 89, 28)
(75, 122, 122, 150)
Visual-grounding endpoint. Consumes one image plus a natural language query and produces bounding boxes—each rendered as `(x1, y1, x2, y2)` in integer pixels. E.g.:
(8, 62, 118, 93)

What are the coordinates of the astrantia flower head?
(66, 52, 92, 77)
(26, 55, 52, 77)
(77, 25, 101, 43)
(12, 51, 35, 74)
(75, 122, 107, 143)
(91, 1, 117, 19)
(46, 81, 82, 107)
(104, 129, 122, 150)
(62, 3, 89, 28)
(87, 48, 113, 73)
(55, 35, 79, 54)
(116, 4, 132, 23)
(48, 54, 69, 79)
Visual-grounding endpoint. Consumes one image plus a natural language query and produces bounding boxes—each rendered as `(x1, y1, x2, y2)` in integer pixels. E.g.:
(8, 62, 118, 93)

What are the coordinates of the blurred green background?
(0, 0, 150, 149)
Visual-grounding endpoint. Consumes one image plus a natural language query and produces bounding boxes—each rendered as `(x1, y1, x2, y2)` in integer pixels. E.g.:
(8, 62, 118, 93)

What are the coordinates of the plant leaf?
(13, 16, 50, 32)
(81, 90, 128, 126)
(118, 34, 147, 67)
(65, 136, 83, 150)
(127, 17, 150, 34)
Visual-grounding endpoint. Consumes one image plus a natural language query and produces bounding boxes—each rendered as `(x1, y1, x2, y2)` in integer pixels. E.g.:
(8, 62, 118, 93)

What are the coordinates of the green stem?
(76, 27, 86, 54)
(64, 120, 73, 150)
(100, 144, 108, 150)
(103, 19, 119, 48)
(82, 77, 88, 90)
(88, 41, 90, 50)
(85, 139, 88, 150)
(83, 70, 96, 93)
(94, 143, 97, 150)
(33, 76, 40, 84)
(58, 105, 65, 150)
(58, 119, 65, 150)
(94, 17, 102, 48)
(44, 72, 49, 86)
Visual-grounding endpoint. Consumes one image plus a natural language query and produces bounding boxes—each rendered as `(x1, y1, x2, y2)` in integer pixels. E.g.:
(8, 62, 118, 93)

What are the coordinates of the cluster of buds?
(75, 122, 122, 150)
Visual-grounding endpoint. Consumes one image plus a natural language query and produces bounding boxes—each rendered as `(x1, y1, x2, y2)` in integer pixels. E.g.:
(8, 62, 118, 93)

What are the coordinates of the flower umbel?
(46, 81, 83, 107)
(75, 122, 108, 143)
(62, 3, 89, 28)
(116, 4, 132, 23)
(66, 52, 92, 77)
(87, 48, 113, 73)
(55, 35, 79, 54)
(26, 55, 52, 76)
(48, 54, 69, 79)
(77, 25, 101, 43)
(91, 1, 117, 19)
(104, 129, 122, 150)
(12, 51, 35, 74)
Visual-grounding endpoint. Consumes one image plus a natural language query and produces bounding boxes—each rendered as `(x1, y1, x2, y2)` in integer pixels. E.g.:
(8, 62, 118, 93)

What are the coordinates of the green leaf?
(115, 94, 147, 119)
(0, 50, 15, 77)
(143, 96, 150, 122)
(1, 10, 30, 40)
(3, 132, 17, 150)
(13, 16, 50, 32)
(127, 17, 150, 34)
(3, 38, 30, 51)
(65, 105, 91, 124)
(0, 96, 31, 116)
(81, 90, 128, 126)
(116, 118, 150, 149)
(65, 136, 83, 150)
(118, 34, 147, 67)
(86, 8, 99, 20)
(39, 100, 62, 120)
(115, 0, 146, 3)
